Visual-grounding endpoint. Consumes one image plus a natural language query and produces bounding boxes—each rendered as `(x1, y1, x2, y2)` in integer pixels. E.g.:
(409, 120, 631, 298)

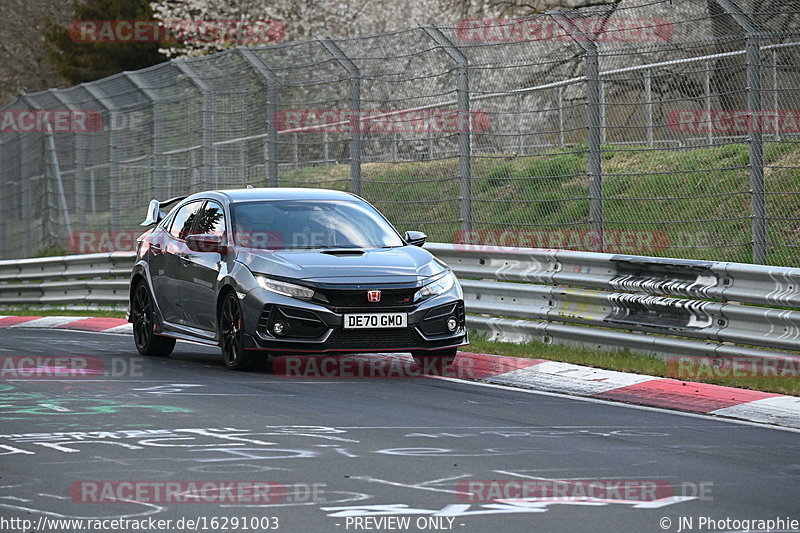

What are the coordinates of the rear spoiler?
(140, 196, 187, 226)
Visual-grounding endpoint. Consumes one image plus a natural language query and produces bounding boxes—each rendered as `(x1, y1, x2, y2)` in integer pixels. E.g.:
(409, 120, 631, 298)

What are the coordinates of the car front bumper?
(239, 284, 467, 355)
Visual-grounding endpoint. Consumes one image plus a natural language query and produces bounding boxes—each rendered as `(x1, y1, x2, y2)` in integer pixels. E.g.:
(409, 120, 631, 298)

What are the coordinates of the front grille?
(315, 288, 417, 308)
(326, 328, 421, 349)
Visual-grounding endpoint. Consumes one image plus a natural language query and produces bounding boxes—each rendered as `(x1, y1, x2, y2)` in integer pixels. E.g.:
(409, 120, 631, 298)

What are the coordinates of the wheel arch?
(216, 283, 238, 325)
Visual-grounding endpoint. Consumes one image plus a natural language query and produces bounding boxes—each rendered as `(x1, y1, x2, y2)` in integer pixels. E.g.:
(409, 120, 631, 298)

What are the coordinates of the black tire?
(412, 347, 457, 374)
(131, 280, 176, 357)
(219, 292, 258, 371)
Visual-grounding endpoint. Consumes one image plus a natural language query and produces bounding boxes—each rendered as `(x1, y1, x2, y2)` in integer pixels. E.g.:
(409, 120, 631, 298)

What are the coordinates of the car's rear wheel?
(412, 347, 457, 373)
(131, 280, 176, 357)
(220, 292, 257, 371)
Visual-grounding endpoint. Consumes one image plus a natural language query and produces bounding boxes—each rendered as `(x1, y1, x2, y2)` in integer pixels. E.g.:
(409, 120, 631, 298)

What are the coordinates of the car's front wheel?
(131, 280, 176, 357)
(219, 292, 258, 371)
(412, 347, 457, 373)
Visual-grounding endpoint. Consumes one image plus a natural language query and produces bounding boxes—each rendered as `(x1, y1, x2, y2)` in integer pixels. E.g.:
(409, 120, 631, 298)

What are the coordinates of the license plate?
(343, 313, 408, 330)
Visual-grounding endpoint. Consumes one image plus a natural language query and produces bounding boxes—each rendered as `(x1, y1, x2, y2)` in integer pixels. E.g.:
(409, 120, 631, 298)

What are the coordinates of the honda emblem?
(367, 290, 381, 303)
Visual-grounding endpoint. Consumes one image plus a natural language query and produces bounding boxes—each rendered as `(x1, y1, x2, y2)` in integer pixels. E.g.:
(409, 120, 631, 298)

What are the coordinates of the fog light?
(446, 317, 458, 332)
(272, 321, 289, 336)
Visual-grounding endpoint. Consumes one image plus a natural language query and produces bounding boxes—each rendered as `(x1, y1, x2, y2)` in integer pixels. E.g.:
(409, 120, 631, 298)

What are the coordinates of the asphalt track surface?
(0, 328, 798, 533)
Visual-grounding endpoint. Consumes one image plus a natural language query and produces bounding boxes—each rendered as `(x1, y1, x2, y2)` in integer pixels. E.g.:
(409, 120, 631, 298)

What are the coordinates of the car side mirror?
(404, 230, 427, 247)
(186, 234, 227, 254)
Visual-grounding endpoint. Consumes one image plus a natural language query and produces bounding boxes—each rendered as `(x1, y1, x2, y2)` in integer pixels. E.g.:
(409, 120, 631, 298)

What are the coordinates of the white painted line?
(432, 376, 800, 434)
(711, 395, 800, 429)
(484, 360, 659, 396)
(3, 316, 799, 432)
(103, 324, 133, 334)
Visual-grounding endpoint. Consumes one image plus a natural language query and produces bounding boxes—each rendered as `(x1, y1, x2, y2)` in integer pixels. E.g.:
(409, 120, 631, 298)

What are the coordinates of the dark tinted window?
(169, 201, 202, 240)
(191, 201, 226, 238)
(231, 200, 404, 250)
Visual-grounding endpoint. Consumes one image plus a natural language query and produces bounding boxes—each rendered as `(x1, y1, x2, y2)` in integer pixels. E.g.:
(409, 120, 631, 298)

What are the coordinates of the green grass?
(14, 139, 798, 265)
(273, 141, 800, 265)
(466, 332, 800, 397)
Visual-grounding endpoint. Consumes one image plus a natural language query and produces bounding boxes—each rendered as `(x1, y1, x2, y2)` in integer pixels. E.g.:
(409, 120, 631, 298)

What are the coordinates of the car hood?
(236, 245, 447, 285)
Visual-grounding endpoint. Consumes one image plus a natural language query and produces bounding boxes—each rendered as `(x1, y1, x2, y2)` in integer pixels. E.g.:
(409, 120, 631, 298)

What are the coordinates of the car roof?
(183, 187, 359, 204)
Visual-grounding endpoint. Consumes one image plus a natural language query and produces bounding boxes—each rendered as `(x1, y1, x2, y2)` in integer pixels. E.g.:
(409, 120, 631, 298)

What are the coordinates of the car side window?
(169, 201, 202, 241)
(191, 201, 226, 239)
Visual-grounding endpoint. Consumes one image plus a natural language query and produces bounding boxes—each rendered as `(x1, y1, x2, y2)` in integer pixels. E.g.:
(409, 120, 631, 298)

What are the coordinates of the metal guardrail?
(0, 252, 134, 308)
(1, 246, 799, 362)
(426, 243, 800, 362)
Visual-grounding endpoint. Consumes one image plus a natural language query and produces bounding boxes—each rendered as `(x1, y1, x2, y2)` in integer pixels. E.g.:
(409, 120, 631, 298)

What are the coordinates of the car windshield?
(231, 199, 406, 250)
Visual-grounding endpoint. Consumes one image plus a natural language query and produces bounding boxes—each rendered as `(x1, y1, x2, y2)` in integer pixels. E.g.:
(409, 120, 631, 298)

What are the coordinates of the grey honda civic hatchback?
(128, 188, 467, 370)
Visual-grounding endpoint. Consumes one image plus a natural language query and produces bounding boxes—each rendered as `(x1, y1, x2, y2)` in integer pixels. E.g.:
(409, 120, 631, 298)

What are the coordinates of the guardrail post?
(175, 61, 216, 189)
(237, 48, 280, 187)
(422, 25, 473, 233)
(319, 38, 362, 195)
(715, 0, 766, 264)
(549, 12, 604, 250)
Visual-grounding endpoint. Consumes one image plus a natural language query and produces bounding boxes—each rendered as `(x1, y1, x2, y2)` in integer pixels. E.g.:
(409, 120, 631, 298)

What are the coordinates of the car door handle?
(177, 253, 192, 265)
(151, 243, 163, 254)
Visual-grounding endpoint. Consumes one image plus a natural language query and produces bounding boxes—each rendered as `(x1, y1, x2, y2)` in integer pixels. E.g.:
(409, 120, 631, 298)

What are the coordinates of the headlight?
(414, 271, 456, 302)
(255, 275, 315, 300)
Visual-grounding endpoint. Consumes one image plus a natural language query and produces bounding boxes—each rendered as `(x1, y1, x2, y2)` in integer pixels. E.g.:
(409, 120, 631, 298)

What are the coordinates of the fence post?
(239, 140, 247, 182)
(645, 69, 654, 148)
(50, 90, 87, 231)
(44, 125, 73, 242)
(83, 84, 120, 231)
(557, 85, 565, 147)
(0, 138, 6, 258)
(237, 48, 280, 187)
(126, 73, 166, 201)
(549, 12, 604, 249)
(516, 93, 524, 153)
(19, 131, 35, 256)
(21, 95, 58, 247)
(704, 60, 713, 147)
(175, 61, 216, 189)
(599, 76, 606, 144)
(427, 122, 434, 160)
(422, 25, 473, 233)
(320, 38, 362, 195)
(715, 0, 766, 264)
(772, 49, 780, 142)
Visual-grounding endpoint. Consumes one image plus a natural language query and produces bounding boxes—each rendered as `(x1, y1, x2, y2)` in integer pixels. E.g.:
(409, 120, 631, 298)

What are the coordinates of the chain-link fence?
(1, 0, 799, 264)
